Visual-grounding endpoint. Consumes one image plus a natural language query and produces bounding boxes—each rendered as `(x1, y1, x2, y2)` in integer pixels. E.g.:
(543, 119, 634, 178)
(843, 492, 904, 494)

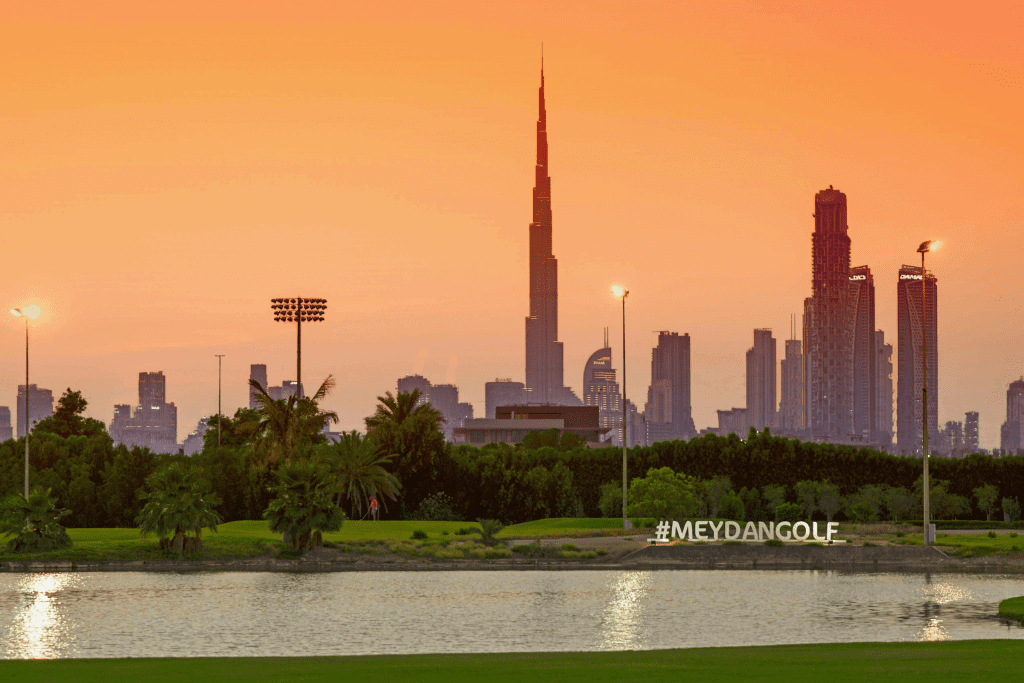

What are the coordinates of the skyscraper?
(805, 186, 855, 439)
(745, 329, 776, 431)
(0, 406, 12, 441)
(965, 411, 979, 453)
(16, 385, 54, 438)
(524, 64, 576, 406)
(645, 331, 696, 440)
(875, 330, 894, 448)
(850, 265, 876, 442)
(583, 331, 622, 445)
(1000, 378, 1024, 453)
(109, 372, 178, 452)
(778, 336, 802, 433)
(485, 380, 526, 419)
(897, 264, 938, 455)
(249, 364, 268, 409)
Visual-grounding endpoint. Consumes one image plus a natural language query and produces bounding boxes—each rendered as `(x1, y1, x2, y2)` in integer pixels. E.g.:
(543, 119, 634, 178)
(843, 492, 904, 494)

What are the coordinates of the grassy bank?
(2, 641, 1022, 682)
(999, 597, 1024, 622)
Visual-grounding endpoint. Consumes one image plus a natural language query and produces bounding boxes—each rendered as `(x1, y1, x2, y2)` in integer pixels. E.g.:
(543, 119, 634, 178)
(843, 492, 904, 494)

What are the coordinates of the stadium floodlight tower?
(270, 297, 327, 400)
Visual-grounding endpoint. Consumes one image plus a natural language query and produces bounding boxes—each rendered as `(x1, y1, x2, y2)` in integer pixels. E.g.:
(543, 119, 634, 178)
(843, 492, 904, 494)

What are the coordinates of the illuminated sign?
(653, 519, 846, 543)
(900, 274, 923, 280)
(850, 275, 866, 281)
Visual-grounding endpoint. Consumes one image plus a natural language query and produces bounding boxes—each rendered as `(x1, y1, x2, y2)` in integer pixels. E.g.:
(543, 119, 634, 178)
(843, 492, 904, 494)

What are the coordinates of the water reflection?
(600, 571, 651, 650)
(5, 573, 76, 659)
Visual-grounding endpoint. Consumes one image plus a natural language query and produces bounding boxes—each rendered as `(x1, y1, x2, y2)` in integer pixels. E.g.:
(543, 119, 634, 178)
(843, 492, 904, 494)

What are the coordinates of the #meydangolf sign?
(653, 519, 845, 544)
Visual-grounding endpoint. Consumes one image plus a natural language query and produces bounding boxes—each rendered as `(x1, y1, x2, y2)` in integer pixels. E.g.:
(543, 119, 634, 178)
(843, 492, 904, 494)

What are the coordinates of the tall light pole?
(10, 304, 41, 499)
(917, 240, 941, 545)
(215, 354, 225, 446)
(612, 285, 629, 529)
(270, 298, 328, 400)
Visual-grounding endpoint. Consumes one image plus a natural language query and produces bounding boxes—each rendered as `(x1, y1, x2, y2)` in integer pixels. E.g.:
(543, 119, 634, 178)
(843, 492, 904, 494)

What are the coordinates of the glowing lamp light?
(10, 305, 41, 320)
(611, 285, 627, 299)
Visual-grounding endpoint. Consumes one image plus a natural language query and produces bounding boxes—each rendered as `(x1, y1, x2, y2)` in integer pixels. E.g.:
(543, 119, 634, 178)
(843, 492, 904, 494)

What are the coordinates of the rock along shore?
(2, 544, 1023, 574)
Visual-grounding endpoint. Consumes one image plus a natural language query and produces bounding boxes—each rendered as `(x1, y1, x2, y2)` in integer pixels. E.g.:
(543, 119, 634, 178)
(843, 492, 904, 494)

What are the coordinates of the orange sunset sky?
(2, 2, 1022, 447)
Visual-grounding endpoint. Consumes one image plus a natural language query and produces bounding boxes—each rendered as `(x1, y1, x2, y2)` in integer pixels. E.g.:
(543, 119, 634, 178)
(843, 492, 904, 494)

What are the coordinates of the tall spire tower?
(525, 58, 566, 404)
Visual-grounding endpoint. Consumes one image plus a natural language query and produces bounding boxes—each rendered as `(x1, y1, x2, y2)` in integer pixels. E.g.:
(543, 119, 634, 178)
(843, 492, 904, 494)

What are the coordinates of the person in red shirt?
(369, 495, 379, 521)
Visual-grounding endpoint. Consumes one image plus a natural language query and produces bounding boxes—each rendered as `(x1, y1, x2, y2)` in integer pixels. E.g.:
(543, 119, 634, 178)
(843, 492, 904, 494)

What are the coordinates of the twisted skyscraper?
(525, 64, 577, 406)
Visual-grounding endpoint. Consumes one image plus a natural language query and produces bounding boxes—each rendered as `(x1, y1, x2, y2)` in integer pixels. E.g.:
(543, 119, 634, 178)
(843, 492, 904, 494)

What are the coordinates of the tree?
(324, 431, 400, 519)
(625, 467, 699, 520)
(883, 486, 915, 522)
(136, 462, 222, 556)
(364, 389, 447, 515)
(973, 484, 1000, 522)
(244, 376, 339, 465)
(817, 482, 842, 522)
(598, 481, 623, 518)
(762, 484, 787, 514)
(795, 481, 819, 520)
(699, 476, 732, 518)
(774, 501, 802, 524)
(0, 487, 72, 552)
(32, 388, 107, 439)
(265, 459, 345, 550)
(201, 407, 261, 451)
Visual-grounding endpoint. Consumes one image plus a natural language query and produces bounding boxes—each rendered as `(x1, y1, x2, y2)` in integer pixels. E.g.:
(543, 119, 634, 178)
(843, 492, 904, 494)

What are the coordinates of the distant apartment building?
(268, 381, 302, 402)
(745, 329, 776, 431)
(1000, 378, 1024, 454)
(644, 331, 696, 441)
(109, 372, 178, 453)
(396, 375, 473, 442)
(875, 330, 894, 448)
(897, 264, 938, 455)
(583, 335, 622, 445)
(182, 417, 211, 456)
(850, 266, 876, 443)
(938, 420, 965, 458)
(0, 406, 12, 441)
(249, 364, 269, 409)
(16, 384, 54, 438)
(717, 408, 748, 438)
(965, 411, 980, 453)
(485, 380, 526, 419)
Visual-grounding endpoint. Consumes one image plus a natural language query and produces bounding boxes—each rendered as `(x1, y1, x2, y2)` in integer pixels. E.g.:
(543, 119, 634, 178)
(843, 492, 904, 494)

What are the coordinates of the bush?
(410, 492, 461, 522)
(475, 518, 504, 546)
(598, 482, 623, 518)
(1003, 497, 1022, 523)
(264, 460, 345, 550)
(276, 547, 304, 559)
(774, 502, 802, 524)
(848, 500, 879, 524)
(455, 527, 476, 536)
(764, 539, 784, 547)
(895, 531, 906, 538)
(411, 529, 428, 540)
(987, 530, 998, 539)
(560, 543, 580, 552)
(1010, 532, 1019, 539)
(625, 467, 700, 520)
(1, 487, 73, 553)
(136, 463, 222, 556)
(718, 493, 745, 522)
(434, 546, 466, 559)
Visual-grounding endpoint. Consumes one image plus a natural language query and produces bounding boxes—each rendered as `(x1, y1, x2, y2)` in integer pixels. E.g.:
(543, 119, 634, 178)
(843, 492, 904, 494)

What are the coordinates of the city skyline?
(2, 4, 1021, 447)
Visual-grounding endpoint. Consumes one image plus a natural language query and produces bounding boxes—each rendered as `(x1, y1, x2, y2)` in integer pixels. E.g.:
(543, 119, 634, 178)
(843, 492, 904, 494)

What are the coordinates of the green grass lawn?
(999, 596, 1024, 622)
(500, 517, 625, 537)
(933, 532, 1024, 557)
(1, 641, 1022, 683)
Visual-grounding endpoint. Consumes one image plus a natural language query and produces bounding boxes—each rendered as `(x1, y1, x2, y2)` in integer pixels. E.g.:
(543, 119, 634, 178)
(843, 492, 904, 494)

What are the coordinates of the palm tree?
(136, 463, 222, 556)
(365, 389, 434, 431)
(326, 431, 401, 518)
(265, 459, 345, 550)
(245, 375, 339, 465)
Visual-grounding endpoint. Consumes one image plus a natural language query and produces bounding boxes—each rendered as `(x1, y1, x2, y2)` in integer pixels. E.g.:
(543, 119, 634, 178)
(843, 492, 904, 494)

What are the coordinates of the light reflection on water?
(0, 571, 1021, 659)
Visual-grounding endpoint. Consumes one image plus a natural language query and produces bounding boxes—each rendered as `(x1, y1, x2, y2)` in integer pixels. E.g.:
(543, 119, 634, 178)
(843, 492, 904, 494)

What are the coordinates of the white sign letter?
(724, 521, 741, 540)
(695, 521, 708, 541)
(709, 521, 724, 540)
(742, 521, 758, 541)
(793, 521, 811, 541)
(827, 522, 839, 543)
(812, 522, 827, 542)
(758, 522, 775, 540)
(776, 521, 792, 541)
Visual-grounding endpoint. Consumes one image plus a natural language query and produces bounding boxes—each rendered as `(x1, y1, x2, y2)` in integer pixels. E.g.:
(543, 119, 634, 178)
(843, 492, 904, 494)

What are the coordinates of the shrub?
(987, 530, 998, 539)
(455, 527, 476, 536)
(411, 492, 461, 522)
(848, 500, 879, 524)
(718, 493, 745, 522)
(1003, 497, 1022, 523)
(475, 518, 504, 546)
(277, 548, 304, 559)
(764, 539, 784, 548)
(411, 529, 428, 540)
(723, 540, 744, 546)
(774, 502, 802, 524)
(337, 544, 352, 553)
(1010, 532, 1019, 539)
(895, 531, 906, 538)
(442, 530, 449, 536)
(484, 547, 512, 559)
(560, 543, 580, 552)
(625, 467, 699, 520)
(598, 482, 623, 518)
(435, 546, 466, 560)
(136, 463, 221, 556)
(1, 487, 73, 553)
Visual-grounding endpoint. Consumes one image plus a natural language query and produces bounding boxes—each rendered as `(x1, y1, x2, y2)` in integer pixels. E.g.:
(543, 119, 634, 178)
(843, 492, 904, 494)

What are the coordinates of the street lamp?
(611, 285, 629, 529)
(270, 298, 328, 400)
(10, 304, 41, 499)
(215, 354, 225, 446)
(917, 240, 941, 545)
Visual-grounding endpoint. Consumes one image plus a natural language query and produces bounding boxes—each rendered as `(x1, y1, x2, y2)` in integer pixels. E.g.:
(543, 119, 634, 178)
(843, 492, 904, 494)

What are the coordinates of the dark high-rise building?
(745, 329, 776, 431)
(524, 64, 576, 406)
(249, 364, 268, 409)
(397, 374, 431, 406)
(1000, 378, 1024, 453)
(646, 331, 696, 440)
(110, 371, 178, 452)
(850, 265, 876, 442)
(16, 384, 54, 439)
(897, 265, 938, 455)
(965, 411, 979, 453)
(396, 375, 473, 442)
(876, 330, 894, 448)
(805, 186, 855, 440)
(485, 380, 526, 419)
(583, 332, 622, 445)
(0, 406, 12, 441)
(778, 337, 802, 433)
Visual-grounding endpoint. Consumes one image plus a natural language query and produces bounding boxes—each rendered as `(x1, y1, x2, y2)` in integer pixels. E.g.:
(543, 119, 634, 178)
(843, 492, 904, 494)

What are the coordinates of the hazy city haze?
(2, 2, 1021, 447)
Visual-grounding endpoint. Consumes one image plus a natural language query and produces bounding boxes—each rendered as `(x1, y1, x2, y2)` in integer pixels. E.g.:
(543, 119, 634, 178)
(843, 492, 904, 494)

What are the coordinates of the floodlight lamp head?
(918, 240, 937, 254)
(611, 285, 628, 299)
(10, 308, 21, 317)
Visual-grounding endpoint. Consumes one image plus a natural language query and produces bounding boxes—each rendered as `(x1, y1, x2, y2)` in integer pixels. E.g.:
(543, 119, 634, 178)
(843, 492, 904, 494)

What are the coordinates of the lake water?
(1, 570, 1022, 658)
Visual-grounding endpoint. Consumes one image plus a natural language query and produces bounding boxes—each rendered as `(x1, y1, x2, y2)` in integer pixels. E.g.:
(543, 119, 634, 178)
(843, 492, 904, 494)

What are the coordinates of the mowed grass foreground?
(2, 641, 1022, 683)
(1000, 596, 1024, 622)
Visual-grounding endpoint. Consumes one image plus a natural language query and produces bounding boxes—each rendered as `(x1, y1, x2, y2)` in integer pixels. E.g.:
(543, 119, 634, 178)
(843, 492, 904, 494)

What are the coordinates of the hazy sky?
(2, 2, 1022, 447)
